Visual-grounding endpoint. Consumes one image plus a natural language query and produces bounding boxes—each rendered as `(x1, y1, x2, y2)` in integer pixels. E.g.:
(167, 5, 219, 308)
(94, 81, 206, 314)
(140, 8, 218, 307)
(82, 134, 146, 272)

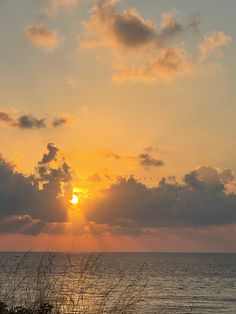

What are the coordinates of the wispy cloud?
(198, 31, 231, 60)
(25, 24, 61, 52)
(113, 45, 193, 82)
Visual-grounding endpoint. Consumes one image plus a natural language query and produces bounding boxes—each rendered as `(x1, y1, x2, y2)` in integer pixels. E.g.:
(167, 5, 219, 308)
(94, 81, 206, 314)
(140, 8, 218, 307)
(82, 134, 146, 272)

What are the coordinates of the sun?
(70, 193, 79, 205)
(69, 187, 91, 206)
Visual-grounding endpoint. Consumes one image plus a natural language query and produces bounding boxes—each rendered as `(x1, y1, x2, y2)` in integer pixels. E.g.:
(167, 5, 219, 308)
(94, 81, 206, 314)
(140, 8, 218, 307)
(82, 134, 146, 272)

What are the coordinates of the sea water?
(0, 252, 236, 313)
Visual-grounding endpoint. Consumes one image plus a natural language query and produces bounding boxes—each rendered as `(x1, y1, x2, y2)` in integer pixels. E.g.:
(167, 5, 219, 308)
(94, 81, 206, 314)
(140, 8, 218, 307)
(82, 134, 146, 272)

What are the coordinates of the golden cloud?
(25, 24, 61, 52)
(198, 31, 231, 60)
(81, 0, 231, 83)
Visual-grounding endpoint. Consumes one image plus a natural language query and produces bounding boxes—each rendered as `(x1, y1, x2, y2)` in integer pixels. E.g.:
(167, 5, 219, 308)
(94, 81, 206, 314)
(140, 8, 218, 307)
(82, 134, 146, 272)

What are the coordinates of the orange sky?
(0, 0, 236, 251)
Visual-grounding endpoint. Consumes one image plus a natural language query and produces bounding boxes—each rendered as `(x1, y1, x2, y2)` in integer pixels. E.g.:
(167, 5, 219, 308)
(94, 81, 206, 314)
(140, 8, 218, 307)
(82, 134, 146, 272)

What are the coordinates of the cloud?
(2, 158, 236, 239)
(81, 1, 189, 50)
(16, 115, 46, 129)
(198, 31, 231, 60)
(83, 166, 236, 234)
(52, 117, 68, 127)
(113, 45, 193, 82)
(99, 149, 122, 160)
(0, 109, 71, 130)
(0, 110, 46, 129)
(0, 144, 72, 231)
(0, 215, 45, 235)
(159, 9, 182, 40)
(99, 148, 165, 170)
(0, 214, 69, 235)
(81, 1, 231, 82)
(0, 111, 12, 123)
(25, 24, 61, 52)
(139, 153, 164, 169)
(112, 7, 156, 48)
(40, 143, 59, 164)
(52, 114, 73, 127)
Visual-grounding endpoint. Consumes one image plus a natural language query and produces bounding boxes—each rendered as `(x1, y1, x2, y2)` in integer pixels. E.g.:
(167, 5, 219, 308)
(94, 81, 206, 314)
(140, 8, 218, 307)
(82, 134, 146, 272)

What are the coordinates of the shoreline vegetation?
(0, 253, 147, 314)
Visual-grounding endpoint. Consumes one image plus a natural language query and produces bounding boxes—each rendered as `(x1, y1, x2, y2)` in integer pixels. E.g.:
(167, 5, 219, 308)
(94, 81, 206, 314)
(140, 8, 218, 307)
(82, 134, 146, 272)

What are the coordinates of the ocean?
(0, 252, 236, 313)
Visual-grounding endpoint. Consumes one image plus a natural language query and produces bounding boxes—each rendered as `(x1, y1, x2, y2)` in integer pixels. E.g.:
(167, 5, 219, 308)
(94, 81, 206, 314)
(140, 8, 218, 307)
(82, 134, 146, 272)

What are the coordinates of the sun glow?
(70, 193, 79, 205)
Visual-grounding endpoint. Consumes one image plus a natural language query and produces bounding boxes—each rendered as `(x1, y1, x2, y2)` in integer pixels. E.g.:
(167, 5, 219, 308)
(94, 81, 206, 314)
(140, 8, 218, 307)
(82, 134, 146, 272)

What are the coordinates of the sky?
(0, 0, 236, 252)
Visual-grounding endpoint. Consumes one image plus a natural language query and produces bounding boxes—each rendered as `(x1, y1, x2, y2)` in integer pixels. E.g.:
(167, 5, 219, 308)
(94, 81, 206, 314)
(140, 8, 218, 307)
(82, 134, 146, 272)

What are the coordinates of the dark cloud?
(100, 148, 165, 169)
(0, 110, 46, 129)
(83, 167, 236, 234)
(139, 153, 164, 169)
(0, 214, 67, 235)
(220, 169, 234, 183)
(52, 117, 69, 127)
(0, 111, 12, 123)
(0, 109, 71, 130)
(0, 215, 46, 235)
(40, 143, 59, 164)
(112, 9, 156, 47)
(15, 115, 46, 129)
(0, 144, 72, 235)
(82, 1, 197, 49)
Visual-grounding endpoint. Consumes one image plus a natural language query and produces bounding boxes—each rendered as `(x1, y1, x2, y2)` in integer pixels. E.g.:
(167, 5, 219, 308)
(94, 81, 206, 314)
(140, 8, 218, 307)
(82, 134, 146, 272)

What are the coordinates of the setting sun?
(0, 0, 236, 312)
(70, 193, 79, 205)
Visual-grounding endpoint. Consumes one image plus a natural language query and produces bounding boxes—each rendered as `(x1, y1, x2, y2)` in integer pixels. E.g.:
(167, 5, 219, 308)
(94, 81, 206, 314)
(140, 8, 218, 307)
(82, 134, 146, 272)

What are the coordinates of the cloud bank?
(1, 156, 236, 238)
(0, 143, 72, 235)
(84, 166, 236, 234)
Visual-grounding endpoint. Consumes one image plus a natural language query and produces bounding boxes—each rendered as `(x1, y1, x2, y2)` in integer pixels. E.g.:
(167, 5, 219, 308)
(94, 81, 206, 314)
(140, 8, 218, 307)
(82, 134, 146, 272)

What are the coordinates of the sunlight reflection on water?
(0, 252, 236, 313)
